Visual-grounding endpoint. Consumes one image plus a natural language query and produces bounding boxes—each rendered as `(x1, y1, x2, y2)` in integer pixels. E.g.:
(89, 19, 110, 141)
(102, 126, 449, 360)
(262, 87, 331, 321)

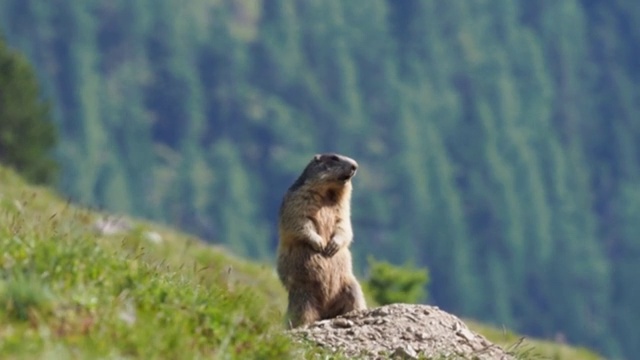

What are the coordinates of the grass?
(0, 167, 290, 359)
(466, 321, 603, 360)
(0, 166, 603, 359)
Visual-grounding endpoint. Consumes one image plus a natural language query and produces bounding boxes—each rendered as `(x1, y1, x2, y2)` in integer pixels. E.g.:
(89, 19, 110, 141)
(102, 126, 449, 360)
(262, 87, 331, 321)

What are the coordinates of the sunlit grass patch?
(466, 321, 603, 360)
(0, 167, 291, 359)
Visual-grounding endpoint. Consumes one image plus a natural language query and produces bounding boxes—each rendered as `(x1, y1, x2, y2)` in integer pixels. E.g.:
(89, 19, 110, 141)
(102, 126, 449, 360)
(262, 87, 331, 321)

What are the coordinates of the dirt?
(289, 303, 515, 359)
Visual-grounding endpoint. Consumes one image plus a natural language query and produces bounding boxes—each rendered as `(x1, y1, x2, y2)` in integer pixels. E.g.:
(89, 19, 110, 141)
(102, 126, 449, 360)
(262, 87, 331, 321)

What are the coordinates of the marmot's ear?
(313, 154, 322, 162)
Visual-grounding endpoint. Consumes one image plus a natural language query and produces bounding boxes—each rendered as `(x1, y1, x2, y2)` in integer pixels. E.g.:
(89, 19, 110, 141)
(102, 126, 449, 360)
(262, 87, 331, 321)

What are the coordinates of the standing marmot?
(277, 153, 367, 328)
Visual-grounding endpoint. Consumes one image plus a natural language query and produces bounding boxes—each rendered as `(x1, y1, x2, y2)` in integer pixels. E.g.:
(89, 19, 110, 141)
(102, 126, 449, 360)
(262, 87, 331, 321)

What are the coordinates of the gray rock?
(93, 216, 132, 235)
(289, 303, 515, 360)
(391, 345, 418, 359)
(333, 318, 354, 328)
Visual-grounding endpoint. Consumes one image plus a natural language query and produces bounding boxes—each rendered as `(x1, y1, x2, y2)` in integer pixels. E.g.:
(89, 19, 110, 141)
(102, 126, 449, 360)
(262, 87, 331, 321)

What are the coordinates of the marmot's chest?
(311, 206, 343, 241)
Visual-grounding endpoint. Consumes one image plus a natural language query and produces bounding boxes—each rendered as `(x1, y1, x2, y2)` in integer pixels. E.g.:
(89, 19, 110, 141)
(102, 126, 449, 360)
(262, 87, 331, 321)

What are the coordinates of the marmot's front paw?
(308, 236, 325, 253)
(323, 237, 342, 257)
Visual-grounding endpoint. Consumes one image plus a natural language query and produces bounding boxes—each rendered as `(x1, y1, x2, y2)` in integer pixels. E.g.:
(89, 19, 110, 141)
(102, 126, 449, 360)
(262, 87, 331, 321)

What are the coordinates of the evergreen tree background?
(1, 1, 639, 358)
(0, 37, 57, 184)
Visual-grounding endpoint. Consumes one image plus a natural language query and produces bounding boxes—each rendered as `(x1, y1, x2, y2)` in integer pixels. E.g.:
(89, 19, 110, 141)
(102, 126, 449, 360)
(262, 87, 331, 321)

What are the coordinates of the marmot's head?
(289, 153, 358, 192)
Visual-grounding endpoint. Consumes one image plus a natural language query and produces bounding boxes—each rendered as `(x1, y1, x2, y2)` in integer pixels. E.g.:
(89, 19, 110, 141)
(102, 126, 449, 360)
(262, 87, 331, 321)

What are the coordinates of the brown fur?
(277, 153, 367, 328)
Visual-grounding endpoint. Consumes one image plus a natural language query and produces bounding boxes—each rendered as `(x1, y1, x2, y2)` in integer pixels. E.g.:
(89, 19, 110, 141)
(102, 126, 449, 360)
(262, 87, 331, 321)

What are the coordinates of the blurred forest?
(1, 0, 639, 358)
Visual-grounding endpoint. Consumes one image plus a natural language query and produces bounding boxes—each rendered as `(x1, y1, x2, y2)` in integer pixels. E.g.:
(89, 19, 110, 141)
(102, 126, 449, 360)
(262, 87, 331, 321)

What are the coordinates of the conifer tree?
(0, 37, 57, 184)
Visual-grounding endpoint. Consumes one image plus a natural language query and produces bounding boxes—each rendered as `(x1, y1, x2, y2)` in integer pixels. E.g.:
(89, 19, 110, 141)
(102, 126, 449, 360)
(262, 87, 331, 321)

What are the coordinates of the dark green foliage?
(0, 37, 57, 184)
(365, 257, 429, 306)
(0, 1, 638, 358)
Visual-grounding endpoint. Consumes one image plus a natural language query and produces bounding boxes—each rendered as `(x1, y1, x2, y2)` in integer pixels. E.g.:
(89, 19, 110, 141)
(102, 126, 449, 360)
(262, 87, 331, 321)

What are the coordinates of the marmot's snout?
(319, 153, 358, 181)
(347, 163, 357, 179)
(342, 158, 358, 181)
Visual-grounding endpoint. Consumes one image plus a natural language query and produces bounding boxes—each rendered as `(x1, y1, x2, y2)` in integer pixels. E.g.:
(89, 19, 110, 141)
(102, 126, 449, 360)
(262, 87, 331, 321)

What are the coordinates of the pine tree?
(0, 36, 57, 183)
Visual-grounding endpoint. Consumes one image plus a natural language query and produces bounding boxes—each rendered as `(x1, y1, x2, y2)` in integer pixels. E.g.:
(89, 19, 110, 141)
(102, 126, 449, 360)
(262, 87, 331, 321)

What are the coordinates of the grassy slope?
(0, 167, 601, 359)
(466, 321, 602, 360)
(0, 167, 290, 359)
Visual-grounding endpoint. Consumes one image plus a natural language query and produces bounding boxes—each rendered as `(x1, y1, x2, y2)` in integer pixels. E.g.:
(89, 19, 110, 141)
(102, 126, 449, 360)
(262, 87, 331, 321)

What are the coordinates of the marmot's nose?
(350, 161, 358, 172)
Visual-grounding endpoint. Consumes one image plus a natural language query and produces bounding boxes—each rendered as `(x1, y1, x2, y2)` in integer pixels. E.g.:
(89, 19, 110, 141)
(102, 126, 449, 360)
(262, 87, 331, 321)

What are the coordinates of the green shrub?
(364, 256, 429, 305)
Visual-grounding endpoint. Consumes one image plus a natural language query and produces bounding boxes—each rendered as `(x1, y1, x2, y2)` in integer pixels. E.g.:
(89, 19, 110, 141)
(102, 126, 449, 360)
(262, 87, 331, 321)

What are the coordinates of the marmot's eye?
(330, 155, 340, 161)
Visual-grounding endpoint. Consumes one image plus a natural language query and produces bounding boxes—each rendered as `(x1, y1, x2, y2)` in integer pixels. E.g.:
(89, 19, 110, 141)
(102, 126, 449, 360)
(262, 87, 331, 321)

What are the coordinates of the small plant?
(364, 256, 429, 305)
(0, 276, 53, 321)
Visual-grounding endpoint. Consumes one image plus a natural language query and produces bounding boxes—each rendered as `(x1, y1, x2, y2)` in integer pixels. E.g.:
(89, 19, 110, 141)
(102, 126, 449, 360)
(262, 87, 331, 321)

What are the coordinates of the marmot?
(277, 153, 367, 328)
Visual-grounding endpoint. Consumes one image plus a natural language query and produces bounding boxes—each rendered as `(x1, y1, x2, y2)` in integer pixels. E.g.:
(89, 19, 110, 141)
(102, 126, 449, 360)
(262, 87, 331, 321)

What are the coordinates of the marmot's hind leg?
(326, 277, 367, 318)
(286, 289, 321, 328)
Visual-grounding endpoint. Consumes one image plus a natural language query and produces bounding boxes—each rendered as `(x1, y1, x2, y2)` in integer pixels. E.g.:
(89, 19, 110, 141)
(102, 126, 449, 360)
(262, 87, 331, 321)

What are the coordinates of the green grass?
(0, 166, 603, 359)
(466, 321, 603, 360)
(0, 167, 290, 359)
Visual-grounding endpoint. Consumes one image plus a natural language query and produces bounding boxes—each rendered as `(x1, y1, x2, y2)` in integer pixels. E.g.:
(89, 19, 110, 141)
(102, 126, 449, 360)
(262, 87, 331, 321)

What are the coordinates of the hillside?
(0, 166, 601, 359)
(0, 166, 290, 358)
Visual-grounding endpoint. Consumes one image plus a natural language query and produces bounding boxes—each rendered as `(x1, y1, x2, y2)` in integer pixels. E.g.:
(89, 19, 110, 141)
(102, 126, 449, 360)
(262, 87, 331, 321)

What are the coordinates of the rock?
(333, 318, 354, 328)
(391, 345, 418, 359)
(289, 303, 514, 360)
(93, 216, 132, 236)
(143, 231, 163, 244)
(456, 327, 476, 342)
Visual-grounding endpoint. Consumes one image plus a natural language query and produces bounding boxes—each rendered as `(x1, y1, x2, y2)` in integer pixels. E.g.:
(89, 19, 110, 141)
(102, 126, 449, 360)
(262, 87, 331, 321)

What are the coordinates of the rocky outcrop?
(289, 303, 514, 359)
